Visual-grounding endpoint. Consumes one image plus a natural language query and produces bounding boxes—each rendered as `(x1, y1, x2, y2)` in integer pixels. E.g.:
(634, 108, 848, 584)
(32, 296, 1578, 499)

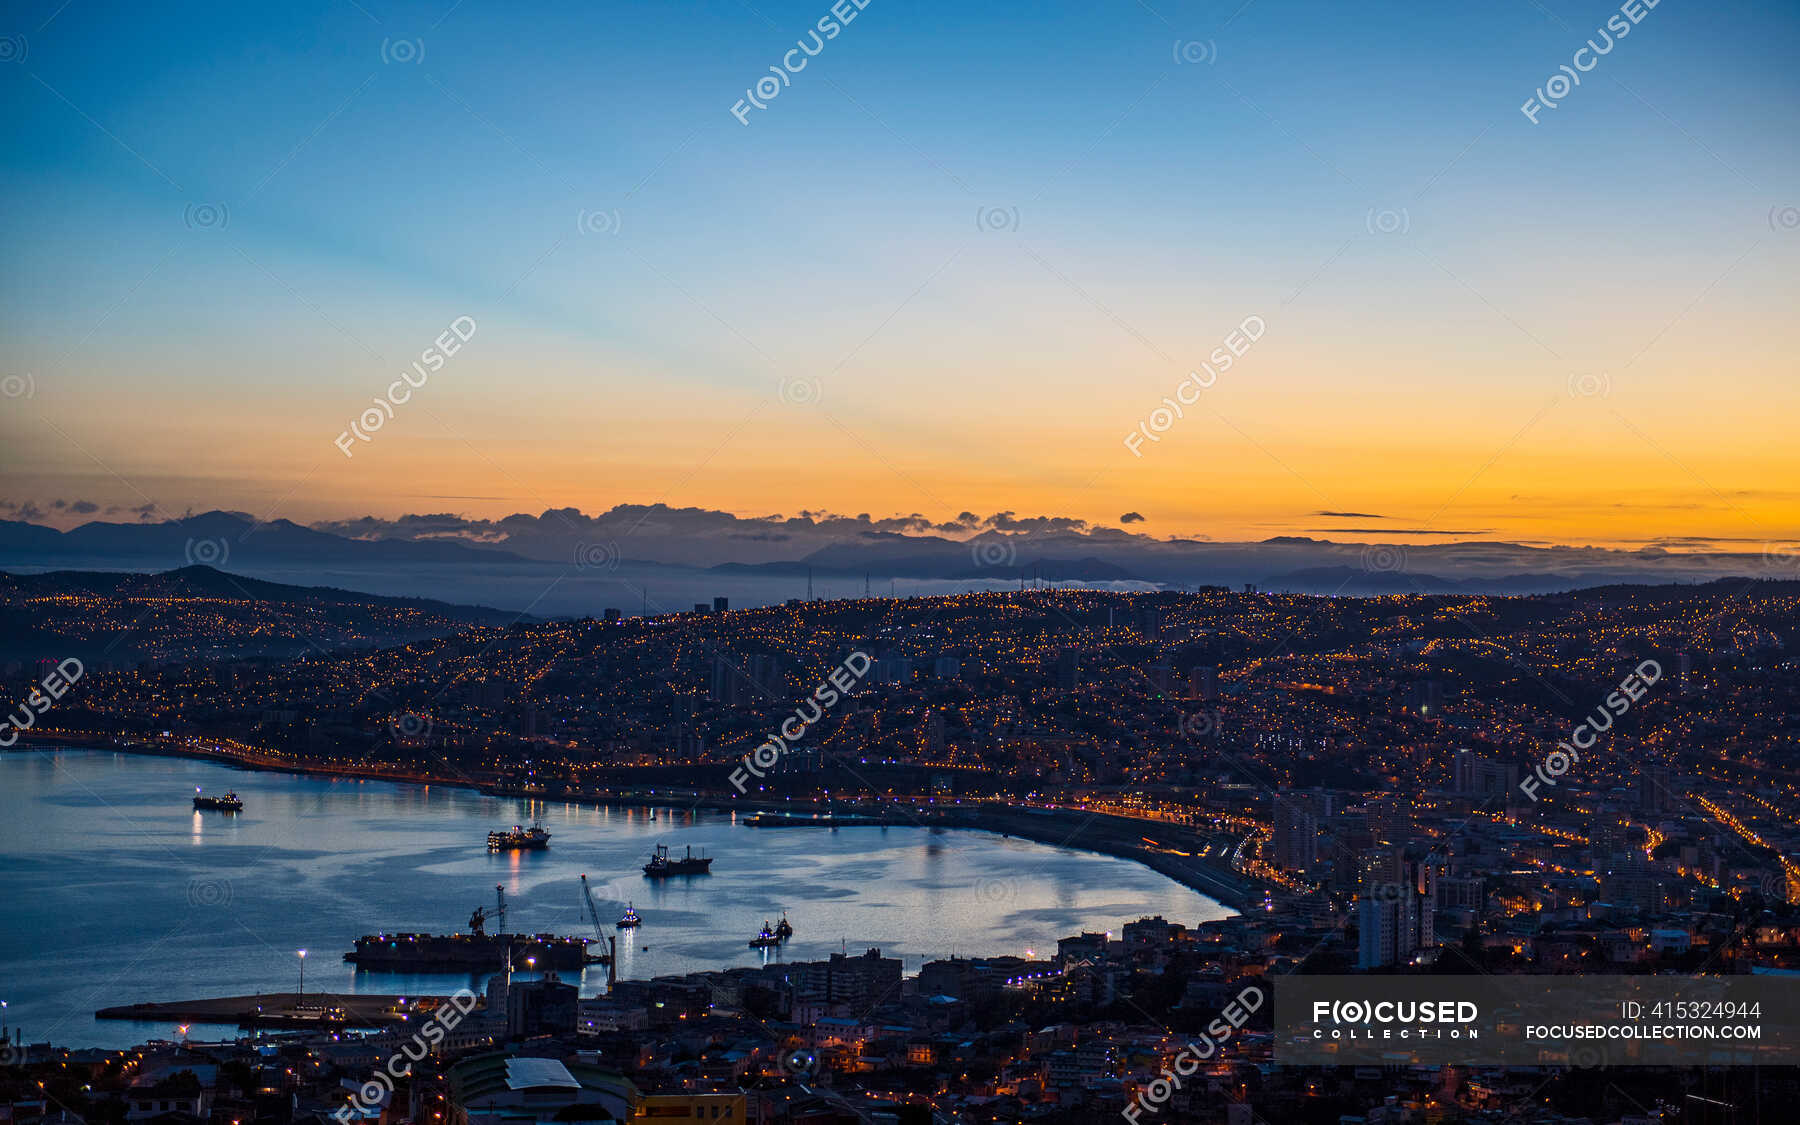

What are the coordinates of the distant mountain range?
(0, 511, 523, 568)
(0, 506, 1785, 613)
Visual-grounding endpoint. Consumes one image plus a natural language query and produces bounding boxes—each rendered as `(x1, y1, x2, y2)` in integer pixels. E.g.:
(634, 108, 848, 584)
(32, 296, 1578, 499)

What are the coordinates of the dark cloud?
(985, 511, 1092, 534)
(43, 499, 102, 515)
(1119, 512, 1145, 524)
(1304, 527, 1491, 536)
(1314, 511, 1390, 519)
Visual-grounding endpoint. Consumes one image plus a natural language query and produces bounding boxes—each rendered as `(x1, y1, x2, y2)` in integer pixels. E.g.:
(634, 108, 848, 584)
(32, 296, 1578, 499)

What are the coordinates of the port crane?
(467, 884, 507, 935)
(579, 874, 604, 937)
(579, 874, 618, 986)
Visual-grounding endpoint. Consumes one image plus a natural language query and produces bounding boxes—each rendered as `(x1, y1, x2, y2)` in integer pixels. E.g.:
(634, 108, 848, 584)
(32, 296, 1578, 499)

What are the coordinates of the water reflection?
(3, 749, 1230, 1048)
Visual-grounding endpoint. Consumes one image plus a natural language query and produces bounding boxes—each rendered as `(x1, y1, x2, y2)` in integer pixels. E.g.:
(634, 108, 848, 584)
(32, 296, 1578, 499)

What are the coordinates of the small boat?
(488, 822, 551, 851)
(616, 904, 641, 929)
(193, 787, 243, 812)
(749, 921, 782, 949)
(774, 913, 793, 941)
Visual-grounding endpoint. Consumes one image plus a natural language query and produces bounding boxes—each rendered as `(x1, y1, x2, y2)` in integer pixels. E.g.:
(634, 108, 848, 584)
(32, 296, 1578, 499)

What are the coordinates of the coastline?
(14, 733, 1271, 911)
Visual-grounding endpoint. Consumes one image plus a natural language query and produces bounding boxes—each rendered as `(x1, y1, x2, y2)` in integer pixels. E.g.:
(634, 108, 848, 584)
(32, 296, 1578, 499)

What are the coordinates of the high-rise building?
(709, 653, 789, 705)
(1273, 789, 1337, 875)
(1408, 679, 1444, 718)
(793, 948, 902, 1011)
(1357, 846, 1437, 969)
(1637, 765, 1674, 814)
(874, 656, 914, 685)
(926, 709, 947, 755)
(1366, 793, 1411, 844)
(1190, 665, 1219, 702)
(1452, 749, 1519, 799)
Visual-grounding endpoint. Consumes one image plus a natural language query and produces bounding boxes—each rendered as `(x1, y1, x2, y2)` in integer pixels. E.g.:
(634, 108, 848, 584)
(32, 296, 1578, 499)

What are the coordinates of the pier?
(96, 992, 478, 1030)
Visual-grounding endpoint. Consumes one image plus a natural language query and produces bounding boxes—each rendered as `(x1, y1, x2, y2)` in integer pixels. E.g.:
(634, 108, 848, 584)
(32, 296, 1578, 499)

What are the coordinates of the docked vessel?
(192, 787, 243, 812)
(643, 843, 713, 877)
(616, 904, 641, 929)
(488, 821, 551, 850)
(344, 885, 602, 972)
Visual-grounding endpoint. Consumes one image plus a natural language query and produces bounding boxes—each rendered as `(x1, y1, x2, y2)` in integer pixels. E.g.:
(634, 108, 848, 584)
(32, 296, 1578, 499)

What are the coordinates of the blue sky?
(3, 0, 1798, 545)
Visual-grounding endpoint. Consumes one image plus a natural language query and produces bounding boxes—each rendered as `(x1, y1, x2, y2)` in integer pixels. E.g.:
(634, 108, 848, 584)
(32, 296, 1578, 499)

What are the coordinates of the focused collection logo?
(1310, 999, 1482, 1040)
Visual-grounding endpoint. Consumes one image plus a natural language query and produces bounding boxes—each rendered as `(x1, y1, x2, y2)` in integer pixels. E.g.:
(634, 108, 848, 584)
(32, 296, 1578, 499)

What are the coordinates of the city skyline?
(8, 3, 1800, 1121)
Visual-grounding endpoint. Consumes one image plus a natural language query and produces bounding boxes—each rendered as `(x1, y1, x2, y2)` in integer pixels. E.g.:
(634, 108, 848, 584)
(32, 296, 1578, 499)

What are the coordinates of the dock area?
(96, 992, 477, 1029)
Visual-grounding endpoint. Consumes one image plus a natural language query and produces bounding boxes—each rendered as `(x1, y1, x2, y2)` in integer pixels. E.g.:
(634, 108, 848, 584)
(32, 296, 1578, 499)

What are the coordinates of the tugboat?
(488, 821, 551, 851)
(616, 904, 641, 929)
(749, 921, 782, 949)
(192, 787, 243, 812)
(774, 913, 793, 941)
(643, 843, 713, 877)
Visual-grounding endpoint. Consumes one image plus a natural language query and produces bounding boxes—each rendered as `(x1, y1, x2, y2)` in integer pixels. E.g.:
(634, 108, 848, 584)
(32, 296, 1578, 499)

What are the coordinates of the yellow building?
(631, 1092, 746, 1121)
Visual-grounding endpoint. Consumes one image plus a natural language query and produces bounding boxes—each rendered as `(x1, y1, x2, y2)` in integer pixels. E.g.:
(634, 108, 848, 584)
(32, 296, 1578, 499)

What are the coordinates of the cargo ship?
(344, 885, 603, 972)
(193, 787, 243, 812)
(487, 822, 550, 850)
(643, 843, 713, 877)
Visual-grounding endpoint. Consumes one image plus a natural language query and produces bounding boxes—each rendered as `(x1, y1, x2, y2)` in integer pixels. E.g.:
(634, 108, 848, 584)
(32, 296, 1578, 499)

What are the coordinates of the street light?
(297, 950, 307, 1000)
